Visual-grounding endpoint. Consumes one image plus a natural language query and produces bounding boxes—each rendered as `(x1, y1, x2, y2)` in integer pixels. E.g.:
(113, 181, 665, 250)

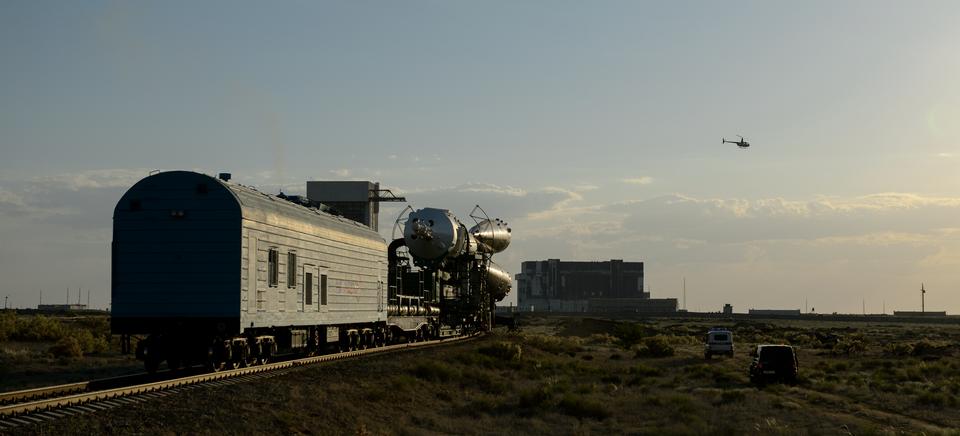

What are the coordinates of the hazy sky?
(2, 1, 959, 313)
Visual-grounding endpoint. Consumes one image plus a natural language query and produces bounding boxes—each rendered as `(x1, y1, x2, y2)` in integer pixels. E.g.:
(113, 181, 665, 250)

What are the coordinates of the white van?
(704, 329, 734, 359)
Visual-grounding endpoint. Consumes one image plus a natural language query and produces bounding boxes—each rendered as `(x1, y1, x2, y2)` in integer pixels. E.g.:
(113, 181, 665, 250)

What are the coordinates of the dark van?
(749, 344, 798, 384)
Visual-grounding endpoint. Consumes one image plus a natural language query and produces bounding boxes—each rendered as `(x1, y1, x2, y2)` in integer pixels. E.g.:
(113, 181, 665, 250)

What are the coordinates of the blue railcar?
(112, 171, 391, 371)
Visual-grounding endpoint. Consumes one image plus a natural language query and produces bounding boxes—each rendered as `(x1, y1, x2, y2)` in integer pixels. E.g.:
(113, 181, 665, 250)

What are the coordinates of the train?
(111, 170, 511, 372)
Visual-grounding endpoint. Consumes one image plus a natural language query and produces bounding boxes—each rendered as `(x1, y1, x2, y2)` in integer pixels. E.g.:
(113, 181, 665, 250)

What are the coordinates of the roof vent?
(218, 173, 232, 182)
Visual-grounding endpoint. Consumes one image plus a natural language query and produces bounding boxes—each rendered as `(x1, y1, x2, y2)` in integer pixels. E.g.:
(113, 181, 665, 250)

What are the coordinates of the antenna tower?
(682, 277, 686, 311)
(921, 283, 926, 313)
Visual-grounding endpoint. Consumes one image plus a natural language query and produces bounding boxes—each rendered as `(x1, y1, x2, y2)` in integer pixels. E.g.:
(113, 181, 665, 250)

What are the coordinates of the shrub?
(630, 363, 662, 377)
(613, 323, 646, 349)
(635, 336, 675, 358)
(412, 361, 459, 383)
(884, 342, 913, 357)
(0, 311, 15, 341)
(478, 341, 522, 361)
(517, 385, 554, 410)
(832, 334, 866, 355)
(462, 371, 508, 394)
(558, 395, 611, 420)
(916, 391, 954, 408)
(911, 340, 948, 357)
(389, 374, 417, 392)
(721, 389, 748, 402)
(457, 396, 504, 417)
(48, 336, 83, 360)
(600, 375, 622, 384)
(15, 315, 65, 342)
(522, 334, 583, 355)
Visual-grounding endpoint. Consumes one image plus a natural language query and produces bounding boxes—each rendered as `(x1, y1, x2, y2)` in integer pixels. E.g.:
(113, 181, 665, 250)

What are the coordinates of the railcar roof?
(120, 170, 385, 243)
(220, 176, 385, 242)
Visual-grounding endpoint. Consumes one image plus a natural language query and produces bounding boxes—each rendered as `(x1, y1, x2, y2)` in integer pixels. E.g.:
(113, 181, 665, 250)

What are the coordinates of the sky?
(1, 1, 959, 314)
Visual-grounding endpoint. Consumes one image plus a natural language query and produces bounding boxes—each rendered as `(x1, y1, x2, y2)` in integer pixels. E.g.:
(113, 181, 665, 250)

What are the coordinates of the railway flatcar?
(112, 171, 392, 371)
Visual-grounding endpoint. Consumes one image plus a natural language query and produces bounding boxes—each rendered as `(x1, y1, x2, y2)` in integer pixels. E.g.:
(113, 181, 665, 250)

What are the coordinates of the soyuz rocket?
(402, 208, 512, 302)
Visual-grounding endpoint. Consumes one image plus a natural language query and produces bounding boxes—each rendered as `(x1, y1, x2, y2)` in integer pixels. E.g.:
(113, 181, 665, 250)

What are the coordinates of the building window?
(268, 249, 279, 287)
(320, 274, 328, 306)
(287, 252, 297, 288)
(304, 272, 313, 306)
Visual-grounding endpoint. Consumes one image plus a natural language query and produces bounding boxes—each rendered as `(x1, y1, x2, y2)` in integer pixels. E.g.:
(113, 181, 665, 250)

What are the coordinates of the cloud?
(330, 168, 351, 177)
(621, 176, 653, 185)
(456, 183, 527, 197)
(505, 191, 960, 279)
(0, 187, 40, 217)
(32, 169, 148, 192)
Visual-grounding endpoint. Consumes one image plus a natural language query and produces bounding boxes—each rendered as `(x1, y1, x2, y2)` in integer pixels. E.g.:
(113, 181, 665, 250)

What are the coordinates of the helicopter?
(722, 135, 750, 148)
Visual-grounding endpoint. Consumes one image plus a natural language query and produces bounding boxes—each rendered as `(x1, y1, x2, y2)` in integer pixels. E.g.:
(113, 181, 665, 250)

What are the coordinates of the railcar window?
(268, 249, 279, 287)
(320, 274, 328, 306)
(287, 252, 297, 288)
(305, 272, 313, 306)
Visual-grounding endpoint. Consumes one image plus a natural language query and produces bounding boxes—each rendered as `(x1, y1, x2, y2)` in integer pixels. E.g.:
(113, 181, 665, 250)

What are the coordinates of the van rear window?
(711, 334, 729, 341)
(760, 346, 794, 361)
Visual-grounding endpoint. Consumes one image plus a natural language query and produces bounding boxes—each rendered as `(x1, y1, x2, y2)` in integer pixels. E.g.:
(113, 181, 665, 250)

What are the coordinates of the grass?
(10, 315, 960, 435)
(0, 312, 139, 391)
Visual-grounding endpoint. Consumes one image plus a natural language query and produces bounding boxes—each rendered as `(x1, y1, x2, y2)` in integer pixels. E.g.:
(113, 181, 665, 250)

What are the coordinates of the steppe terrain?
(4, 313, 960, 435)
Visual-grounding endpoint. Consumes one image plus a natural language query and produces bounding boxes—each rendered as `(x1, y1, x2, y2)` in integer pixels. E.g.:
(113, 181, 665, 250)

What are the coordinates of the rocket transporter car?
(111, 171, 512, 372)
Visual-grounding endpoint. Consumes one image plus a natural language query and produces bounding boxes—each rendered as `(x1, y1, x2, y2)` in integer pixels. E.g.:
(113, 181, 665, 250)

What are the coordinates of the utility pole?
(682, 277, 686, 311)
(4, 295, 7, 309)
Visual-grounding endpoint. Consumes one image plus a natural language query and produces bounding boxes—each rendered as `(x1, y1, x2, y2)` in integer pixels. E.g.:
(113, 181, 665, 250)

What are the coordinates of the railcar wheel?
(207, 359, 225, 372)
(375, 330, 385, 347)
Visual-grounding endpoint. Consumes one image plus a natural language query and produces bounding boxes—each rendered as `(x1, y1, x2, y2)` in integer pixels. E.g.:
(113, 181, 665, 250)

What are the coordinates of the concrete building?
(723, 304, 733, 315)
(589, 297, 677, 314)
(38, 304, 88, 312)
(893, 311, 947, 317)
(515, 259, 674, 314)
(748, 309, 801, 316)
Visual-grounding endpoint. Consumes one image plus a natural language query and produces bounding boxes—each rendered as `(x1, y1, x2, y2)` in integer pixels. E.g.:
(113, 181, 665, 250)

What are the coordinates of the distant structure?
(38, 304, 88, 312)
(589, 297, 678, 314)
(748, 309, 801, 316)
(894, 310, 947, 317)
(305, 181, 404, 232)
(514, 259, 676, 313)
(723, 304, 733, 315)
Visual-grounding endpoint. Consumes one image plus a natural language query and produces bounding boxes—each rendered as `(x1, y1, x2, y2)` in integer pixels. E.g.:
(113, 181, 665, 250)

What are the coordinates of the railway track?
(0, 334, 478, 430)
